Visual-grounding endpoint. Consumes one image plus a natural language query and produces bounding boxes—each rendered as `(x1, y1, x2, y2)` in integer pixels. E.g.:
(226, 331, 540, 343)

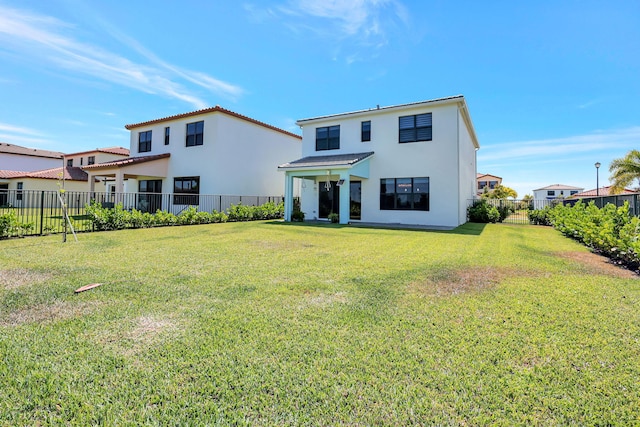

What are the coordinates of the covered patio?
(278, 152, 374, 224)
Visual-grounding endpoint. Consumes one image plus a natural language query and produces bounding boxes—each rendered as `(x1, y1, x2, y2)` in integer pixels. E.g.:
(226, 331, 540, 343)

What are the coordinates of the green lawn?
(1, 222, 639, 425)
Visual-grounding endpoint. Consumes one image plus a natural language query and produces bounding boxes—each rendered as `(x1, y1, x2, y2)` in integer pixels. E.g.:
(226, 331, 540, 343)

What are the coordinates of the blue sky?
(0, 0, 638, 197)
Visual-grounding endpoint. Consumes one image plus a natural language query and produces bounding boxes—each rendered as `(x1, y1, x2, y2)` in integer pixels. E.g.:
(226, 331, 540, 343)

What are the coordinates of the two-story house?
(278, 96, 479, 228)
(83, 106, 302, 212)
(533, 184, 584, 200)
(477, 173, 502, 195)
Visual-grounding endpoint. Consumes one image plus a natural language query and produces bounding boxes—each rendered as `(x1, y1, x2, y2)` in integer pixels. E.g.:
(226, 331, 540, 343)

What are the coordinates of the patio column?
(339, 172, 350, 225)
(284, 172, 294, 222)
(114, 170, 125, 206)
(88, 173, 96, 192)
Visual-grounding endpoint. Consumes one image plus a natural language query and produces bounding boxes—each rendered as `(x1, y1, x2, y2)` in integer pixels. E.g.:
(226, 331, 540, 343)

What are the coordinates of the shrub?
(0, 211, 33, 238)
(528, 206, 553, 225)
(291, 210, 305, 222)
(328, 212, 339, 223)
(228, 204, 254, 222)
(467, 200, 500, 223)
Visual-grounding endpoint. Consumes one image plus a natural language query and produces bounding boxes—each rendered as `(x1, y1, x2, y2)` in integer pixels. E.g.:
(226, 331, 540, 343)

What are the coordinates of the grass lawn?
(1, 221, 639, 425)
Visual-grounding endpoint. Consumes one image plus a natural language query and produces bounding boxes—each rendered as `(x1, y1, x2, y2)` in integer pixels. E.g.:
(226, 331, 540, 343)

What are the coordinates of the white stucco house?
(82, 106, 301, 212)
(278, 95, 479, 228)
(0, 142, 63, 171)
(533, 184, 584, 200)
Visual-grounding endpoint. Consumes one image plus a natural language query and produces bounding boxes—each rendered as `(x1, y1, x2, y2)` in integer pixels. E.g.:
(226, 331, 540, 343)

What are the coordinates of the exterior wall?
(0, 153, 61, 171)
(534, 188, 583, 200)
(298, 102, 475, 227)
(5, 178, 105, 193)
(128, 112, 301, 196)
(65, 152, 128, 167)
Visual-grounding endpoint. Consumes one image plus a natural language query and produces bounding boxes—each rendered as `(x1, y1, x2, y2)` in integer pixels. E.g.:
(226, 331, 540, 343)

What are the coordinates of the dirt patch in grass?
(128, 315, 176, 341)
(0, 269, 53, 290)
(557, 251, 639, 279)
(297, 291, 349, 309)
(95, 314, 179, 358)
(409, 266, 512, 297)
(0, 300, 101, 327)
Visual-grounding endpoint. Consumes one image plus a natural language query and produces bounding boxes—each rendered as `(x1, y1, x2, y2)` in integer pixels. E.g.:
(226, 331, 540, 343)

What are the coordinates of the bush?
(467, 200, 500, 223)
(528, 206, 553, 226)
(291, 210, 305, 222)
(0, 211, 33, 238)
(328, 212, 339, 223)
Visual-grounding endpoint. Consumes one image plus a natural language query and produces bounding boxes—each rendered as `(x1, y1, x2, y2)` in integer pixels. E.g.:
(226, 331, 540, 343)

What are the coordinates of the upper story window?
(570, 190, 579, 195)
(186, 121, 204, 147)
(165, 127, 170, 145)
(67, 159, 73, 167)
(316, 125, 340, 151)
(489, 180, 498, 189)
(361, 121, 371, 142)
(80, 157, 84, 166)
(139, 130, 152, 153)
(547, 190, 555, 196)
(399, 113, 432, 143)
(88, 156, 95, 165)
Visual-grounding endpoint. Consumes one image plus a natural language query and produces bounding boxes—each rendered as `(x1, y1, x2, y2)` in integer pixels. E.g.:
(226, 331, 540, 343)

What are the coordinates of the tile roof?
(477, 173, 502, 180)
(66, 146, 130, 156)
(570, 186, 636, 197)
(82, 153, 170, 169)
(4, 167, 88, 181)
(124, 106, 302, 140)
(0, 142, 63, 159)
(0, 170, 29, 179)
(279, 152, 375, 169)
(534, 184, 584, 191)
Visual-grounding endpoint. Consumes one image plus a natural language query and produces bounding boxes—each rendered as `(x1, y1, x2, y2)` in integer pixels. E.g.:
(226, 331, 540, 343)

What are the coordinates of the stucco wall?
(297, 101, 476, 227)
(128, 111, 301, 196)
(0, 153, 61, 172)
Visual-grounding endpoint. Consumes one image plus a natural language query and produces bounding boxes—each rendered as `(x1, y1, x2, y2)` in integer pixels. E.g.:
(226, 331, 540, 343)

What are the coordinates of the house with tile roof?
(0, 142, 63, 171)
(0, 147, 130, 206)
(476, 173, 502, 195)
(569, 186, 636, 198)
(83, 106, 301, 211)
(278, 95, 479, 228)
(533, 184, 584, 200)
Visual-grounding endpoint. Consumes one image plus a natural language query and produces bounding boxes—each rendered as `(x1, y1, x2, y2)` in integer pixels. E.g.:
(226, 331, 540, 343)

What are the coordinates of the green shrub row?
(467, 199, 514, 223)
(533, 201, 640, 268)
(85, 200, 284, 231)
(0, 211, 34, 238)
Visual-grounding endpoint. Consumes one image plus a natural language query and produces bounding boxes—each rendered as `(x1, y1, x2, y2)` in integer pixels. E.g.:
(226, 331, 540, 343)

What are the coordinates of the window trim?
(173, 176, 200, 205)
(315, 125, 340, 151)
(380, 177, 429, 211)
(138, 130, 152, 153)
(399, 113, 432, 143)
(164, 127, 170, 145)
(186, 121, 204, 147)
(361, 121, 371, 142)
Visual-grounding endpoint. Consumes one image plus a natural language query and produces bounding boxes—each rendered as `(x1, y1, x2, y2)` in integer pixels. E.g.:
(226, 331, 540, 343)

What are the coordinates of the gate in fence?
(0, 189, 283, 237)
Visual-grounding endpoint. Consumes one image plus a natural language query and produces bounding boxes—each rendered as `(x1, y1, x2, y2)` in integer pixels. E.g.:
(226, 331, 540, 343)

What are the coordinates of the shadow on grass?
(265, 220, 486, 236)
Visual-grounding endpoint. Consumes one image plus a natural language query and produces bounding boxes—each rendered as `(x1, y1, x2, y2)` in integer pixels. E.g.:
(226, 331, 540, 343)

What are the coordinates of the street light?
(595, 162, 601, 197)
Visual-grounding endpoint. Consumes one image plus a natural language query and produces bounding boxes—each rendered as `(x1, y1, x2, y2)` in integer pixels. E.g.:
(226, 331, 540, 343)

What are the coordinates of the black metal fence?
(0, 189, 283, 237)
(468, 194, 640, 225)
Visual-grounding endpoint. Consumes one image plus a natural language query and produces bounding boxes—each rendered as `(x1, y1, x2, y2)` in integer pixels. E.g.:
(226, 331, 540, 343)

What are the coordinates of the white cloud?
(0, 5, 244, 109)
(248, 0, 410, 62)
(478, 127, 640, 164)
(0, 123, 44, 136)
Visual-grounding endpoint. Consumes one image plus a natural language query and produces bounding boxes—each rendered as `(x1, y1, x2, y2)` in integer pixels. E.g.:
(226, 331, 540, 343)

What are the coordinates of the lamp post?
(595, 162, 601, 197)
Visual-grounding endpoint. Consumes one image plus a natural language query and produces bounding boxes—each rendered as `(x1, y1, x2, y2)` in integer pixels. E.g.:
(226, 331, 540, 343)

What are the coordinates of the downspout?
(456, 103, 461, 225)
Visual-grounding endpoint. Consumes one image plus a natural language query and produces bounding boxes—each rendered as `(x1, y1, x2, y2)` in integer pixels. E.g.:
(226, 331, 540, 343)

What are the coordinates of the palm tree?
(609, 149, 640, 194)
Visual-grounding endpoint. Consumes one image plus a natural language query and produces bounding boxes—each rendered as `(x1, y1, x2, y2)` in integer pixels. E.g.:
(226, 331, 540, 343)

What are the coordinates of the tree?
(481, 184, 518, 199)
(609, 150, 640, 194)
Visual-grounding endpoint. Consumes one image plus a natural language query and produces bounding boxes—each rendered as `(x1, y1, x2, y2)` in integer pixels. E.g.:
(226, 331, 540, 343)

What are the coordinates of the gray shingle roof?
(278, 152, 374, 169)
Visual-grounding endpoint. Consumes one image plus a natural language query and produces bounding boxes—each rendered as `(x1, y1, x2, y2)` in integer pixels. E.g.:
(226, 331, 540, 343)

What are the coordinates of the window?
(316, 125, 340, 151)
(88, 156, 95, 165)
(173, 176, 200, 205)
(80, 157, 83, 166)
(186, 121, 204, 147)
(16, 182, 23, 201)
(478, 181, 487, 190)
(570, 190, 579, 195)
(489, 181, 498, 189)
(165, 127, 170, 145)
(380, 177, 429, 211)
(66, 159, 73, 167)
(139, 130, 152, 153)
(361, 121, 371, 142)
(399, 113, 432, 143)
(547, 190, 555, 196)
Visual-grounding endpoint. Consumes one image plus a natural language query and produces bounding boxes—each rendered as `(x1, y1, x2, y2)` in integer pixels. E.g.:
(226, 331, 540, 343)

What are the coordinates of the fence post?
(39, 191, 45, 235)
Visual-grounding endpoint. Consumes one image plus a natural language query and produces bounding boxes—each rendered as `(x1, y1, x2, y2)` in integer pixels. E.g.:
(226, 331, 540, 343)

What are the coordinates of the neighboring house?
(0, 142, 63, 171)
(0, 147, 130, 207)
(533, 184, 584, 200)
(278, 95, 479, 228)
(82, 106, 302, 211)
(569, 186, 636, 198)
(477, 173, 502, 195)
